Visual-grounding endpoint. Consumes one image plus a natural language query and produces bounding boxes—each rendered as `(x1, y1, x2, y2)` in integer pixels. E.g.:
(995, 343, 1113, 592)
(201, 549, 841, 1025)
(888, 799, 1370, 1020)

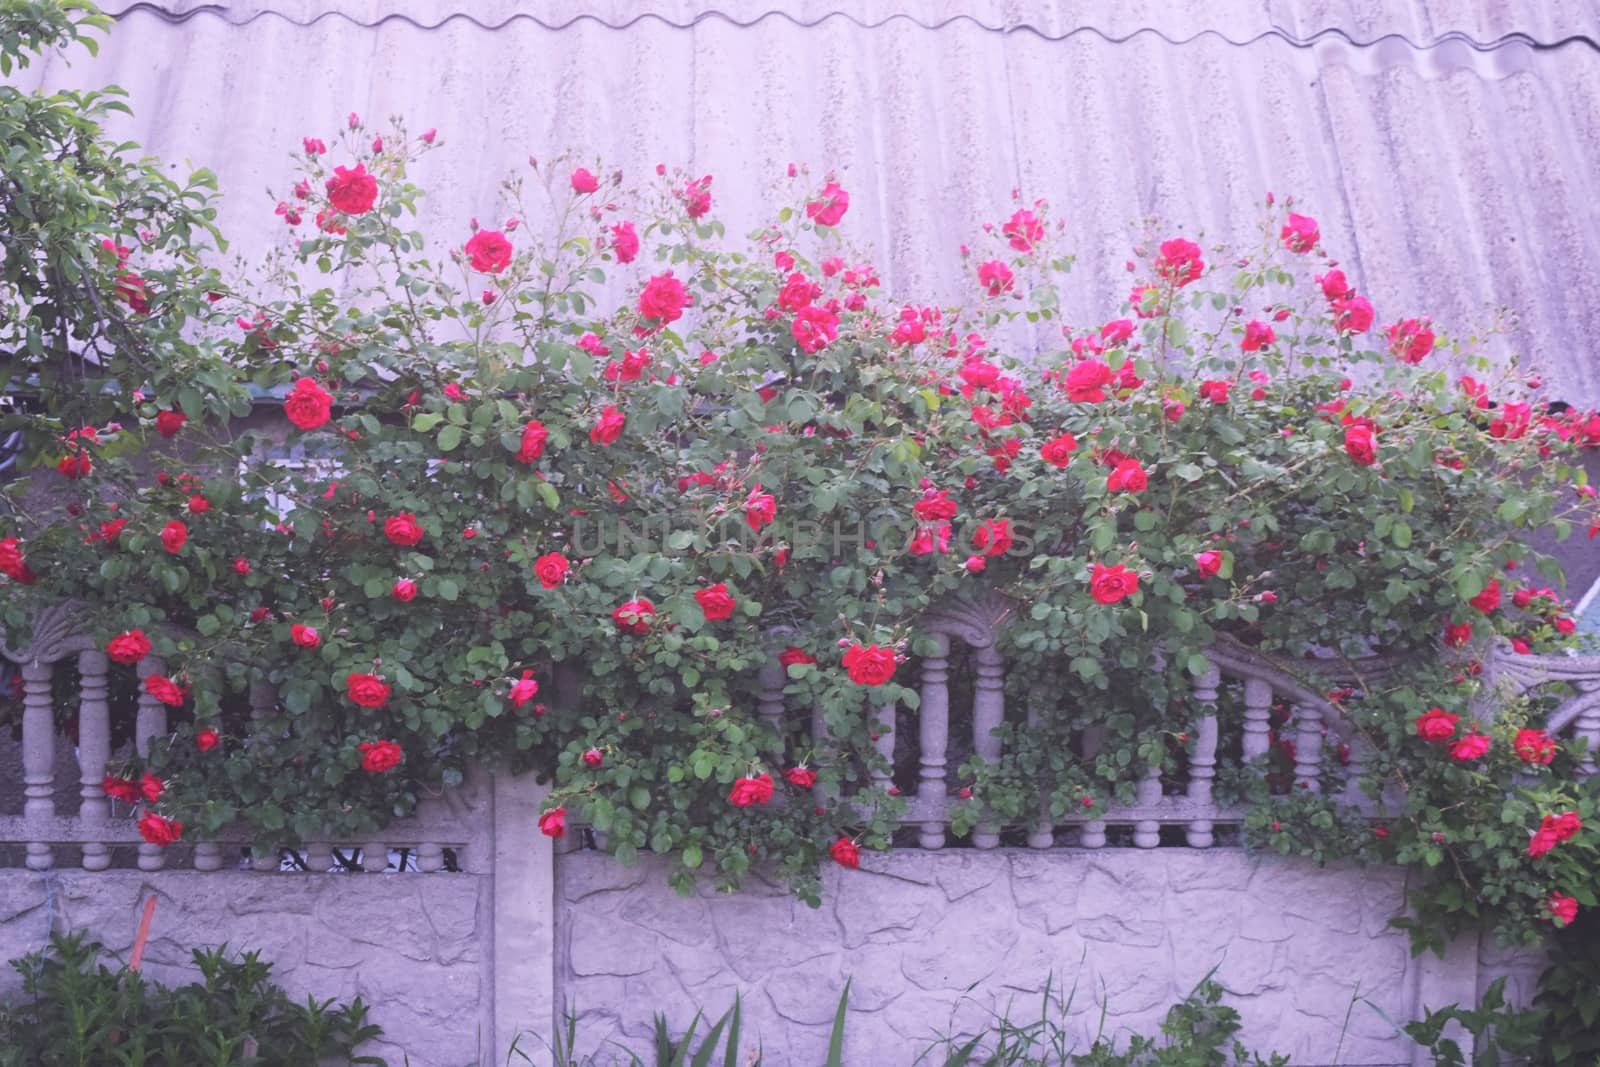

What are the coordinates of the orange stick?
(128, 895, 157, 972)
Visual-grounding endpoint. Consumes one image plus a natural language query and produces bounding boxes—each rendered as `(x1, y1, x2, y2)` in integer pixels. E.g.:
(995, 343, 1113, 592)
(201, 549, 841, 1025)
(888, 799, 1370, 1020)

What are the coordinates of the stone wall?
(555, 849, 1483, 1067)
(0, 869, 490, 1067)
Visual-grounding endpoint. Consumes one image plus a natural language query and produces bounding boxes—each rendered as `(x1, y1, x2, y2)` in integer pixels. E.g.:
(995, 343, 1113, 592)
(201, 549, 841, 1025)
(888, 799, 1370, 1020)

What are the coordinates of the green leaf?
(437, 424, 463, 451)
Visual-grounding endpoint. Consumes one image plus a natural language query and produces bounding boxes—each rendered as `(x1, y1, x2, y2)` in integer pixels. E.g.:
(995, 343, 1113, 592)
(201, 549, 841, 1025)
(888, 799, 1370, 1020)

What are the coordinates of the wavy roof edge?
(96, 1, 1600, 51)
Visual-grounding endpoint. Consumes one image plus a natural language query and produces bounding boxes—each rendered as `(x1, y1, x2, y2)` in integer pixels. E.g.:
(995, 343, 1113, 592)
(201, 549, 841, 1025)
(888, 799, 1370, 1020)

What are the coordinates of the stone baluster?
(21, 661, 56, 871)
(870, 702, 896, 796)
(247, 680, 278, 871)
(916, 634, 951, 850)
(304, 840, 334, 873)
(1576, 702, 1600, 776)
(1339, 734, 1369, 805)
(757, 655, 787, 742)
(134, 657, 169, 872)
(1242, 677, 1273, 762)
(1132, 764, 1164, 848)
(363, 839, 389, 873)
(416, 840, 445, 873)
(76, 650, 112, 871)
(971, 645, 1005, 849)
(1293, 702, 1325, 793)
(1025, 701, 1053, 850)
(1185, 661, 1221, 848)
(1078, 725, 1106, 849)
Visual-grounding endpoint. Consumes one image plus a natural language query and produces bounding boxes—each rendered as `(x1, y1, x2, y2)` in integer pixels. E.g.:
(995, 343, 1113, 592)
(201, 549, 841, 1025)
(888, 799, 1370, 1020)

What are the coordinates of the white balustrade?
(916, 634, 951, 850)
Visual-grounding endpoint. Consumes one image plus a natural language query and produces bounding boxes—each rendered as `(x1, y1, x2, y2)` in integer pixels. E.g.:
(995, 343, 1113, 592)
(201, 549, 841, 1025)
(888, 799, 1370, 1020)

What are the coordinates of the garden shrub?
(0, 1, 1597, 966)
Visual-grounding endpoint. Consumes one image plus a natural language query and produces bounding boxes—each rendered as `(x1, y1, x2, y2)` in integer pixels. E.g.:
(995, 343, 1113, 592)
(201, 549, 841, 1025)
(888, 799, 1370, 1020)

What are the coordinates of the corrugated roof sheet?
(17, 3, 1600, 407)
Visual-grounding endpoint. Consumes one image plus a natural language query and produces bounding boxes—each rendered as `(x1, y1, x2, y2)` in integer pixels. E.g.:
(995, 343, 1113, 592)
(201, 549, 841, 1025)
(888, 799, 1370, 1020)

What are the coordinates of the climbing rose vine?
(2, 100, 1597, 928)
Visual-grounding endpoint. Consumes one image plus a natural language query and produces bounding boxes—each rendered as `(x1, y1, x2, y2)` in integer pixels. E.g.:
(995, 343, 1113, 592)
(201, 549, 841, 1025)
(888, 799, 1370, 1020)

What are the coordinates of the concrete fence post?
(1408, 931, 1481, 1066)
(489, 769, 557, 1062)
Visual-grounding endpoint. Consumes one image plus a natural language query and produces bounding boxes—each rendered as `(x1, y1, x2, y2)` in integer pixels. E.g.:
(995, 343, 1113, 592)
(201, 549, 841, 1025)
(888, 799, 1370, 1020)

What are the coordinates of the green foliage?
(3, 2, 1600, 970)
(0, 932, 383, 1066)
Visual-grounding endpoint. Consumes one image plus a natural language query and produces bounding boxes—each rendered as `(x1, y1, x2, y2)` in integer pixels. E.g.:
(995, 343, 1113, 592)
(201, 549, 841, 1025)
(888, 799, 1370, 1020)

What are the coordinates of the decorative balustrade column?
(76, 650, 112, 871)
(757, 656, 787, 741)
(1078, 726, 1106, 849)
(21, 661, 56, 871)
(247, 680, 278, 871)
(363, 840, 390, 873)
(1185, 662, 1221, 848)
(134, 657, 170, 871)
(971, 645, 1005, 849)
(1242, 677, 1273, 761)
(1293, 703, 1325, 793)
(1025, 701, 1053, 850)
(1132, 764, 1164, 848)
(917, 634, 951, 850)
(304, 840, 334, 873)
(1577, 702, 1600, 776)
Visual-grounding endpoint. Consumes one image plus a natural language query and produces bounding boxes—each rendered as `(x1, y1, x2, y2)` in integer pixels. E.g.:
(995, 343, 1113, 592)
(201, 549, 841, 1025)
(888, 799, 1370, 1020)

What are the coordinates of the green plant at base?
(0, 931, 382, 1067)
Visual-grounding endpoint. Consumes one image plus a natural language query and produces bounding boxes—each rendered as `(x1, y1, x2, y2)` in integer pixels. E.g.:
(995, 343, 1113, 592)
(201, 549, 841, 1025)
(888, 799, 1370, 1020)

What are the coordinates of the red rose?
(358, 739, 404, 773)
(325, 162, 378, 215)
(102, 774, 140, 803)
(791, 304, 839, 353)
(0, 537, 35, 584)
(154, 410, 188, 438)
(1317, 269, 1353, 302)
(58, 453, 92, 479)
(137, 772, 162, 803)
(284, 377, 333, 431)
(695, 583, 736, 621)
(187, 495, 210, 515)
(391, 578, 418, 602)
(1514, 728, 1557, 765)
(1106, 460, 1148, 493)
(1195, 551, 1223, 578)
(744, 488, 777, 531)
(1344, 424, 1378, 466)
(842, 643, 897, 687)
(1528, 828, 1560, 858)
(107, 630, 153, 665)
(1089, 563, 1139, 605)
(785, 766, 818, 789)
(1333, 295, 1375, 334)
(1280, 213, 1319, 254)
(232, 556, 251, 575)
(805, 181, 850, 227)
(509, 669, 539, 707)
(1155, 238, 1204, 287)
(1414, 707, 1459, 743)
(609, 221, 639, 263)
(143, 675, 185, 707)
(590, 405, 626, 446)
(384, 513, 425, 546)
(533, 553, 570, 589)
(1548, 811, 1582, 842)
(516, 420, 548, 464)
(779, 646, 815, 669)
(539, 806, 567, 838)
(346, 672, 392, 708)
(1449, 732, 1490, 761)
(570, 167, 599, 194)
(1549, 893, 1579, 925)
(1386, 318, 1435, 364)
(612, 598, 656, 635)
(582, 748, 604, 768)
(1002, 208, 1043, 252)
(977, 259, 1014, 297)
(972, 519, 1012, 558)
(638, 272, 690, 326)
(1198, 379, 1232, 404)
(830, 837, 861, 869)
(290, 623, 321, 649)
(159, 520, 188, 554)
(195, 727, 220, 752)
(1443, 622, 1474, 647)
(1469, 580, 1501, 614)
(1039, 433, 1077, 468)
(729, 773, 775, 806)
(1065, 360, 1112, 402)
(465, 229, 514, 274)
(138, 812, 183, 848)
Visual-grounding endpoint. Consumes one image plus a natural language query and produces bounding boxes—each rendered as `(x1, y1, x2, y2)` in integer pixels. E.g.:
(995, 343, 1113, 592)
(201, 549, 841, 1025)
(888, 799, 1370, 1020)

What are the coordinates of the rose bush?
(2, 5, 1598, 935)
